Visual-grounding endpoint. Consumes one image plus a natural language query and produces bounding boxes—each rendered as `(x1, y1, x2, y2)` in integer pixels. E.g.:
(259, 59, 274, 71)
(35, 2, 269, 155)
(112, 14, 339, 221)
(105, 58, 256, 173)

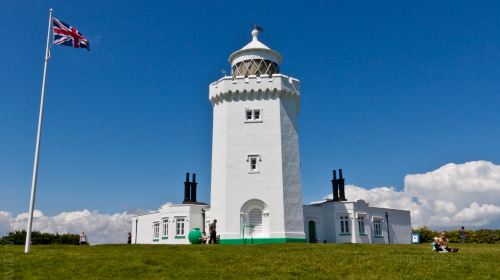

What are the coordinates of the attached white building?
(133, 203, 206, 244)
(304, 200, 411, 244)
(131, 28, 411, 245)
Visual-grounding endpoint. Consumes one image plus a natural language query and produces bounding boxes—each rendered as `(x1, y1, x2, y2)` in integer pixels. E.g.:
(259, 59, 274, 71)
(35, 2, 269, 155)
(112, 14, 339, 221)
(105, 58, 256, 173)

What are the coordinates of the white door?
(248, 208, 263, 237)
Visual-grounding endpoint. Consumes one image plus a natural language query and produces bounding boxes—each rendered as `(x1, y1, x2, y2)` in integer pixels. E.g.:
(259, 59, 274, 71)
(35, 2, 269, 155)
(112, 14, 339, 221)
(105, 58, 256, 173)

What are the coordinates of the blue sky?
(1, 0, 499, 216)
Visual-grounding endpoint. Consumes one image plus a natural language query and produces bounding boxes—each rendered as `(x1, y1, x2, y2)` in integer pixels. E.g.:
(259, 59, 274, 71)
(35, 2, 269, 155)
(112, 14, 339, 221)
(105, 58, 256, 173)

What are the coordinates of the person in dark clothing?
(209, 219, 217, 244)
(459, 226, 466, 243)
(127, 232, 132, 244)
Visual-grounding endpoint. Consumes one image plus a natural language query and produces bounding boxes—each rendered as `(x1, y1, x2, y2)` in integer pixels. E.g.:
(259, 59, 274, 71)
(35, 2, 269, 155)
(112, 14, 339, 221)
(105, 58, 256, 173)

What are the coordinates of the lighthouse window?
(246, 110, 253, 120)
(250, 158, 257, 170)
(153, 222, 160, 240)
(253, 109, 260, 120)
(247, 154, 260, 173)
(245, 109, 262, 122)
(232, 59, 279, 78)
(176, 217, 186, 236)
(339, 215, 350, 235)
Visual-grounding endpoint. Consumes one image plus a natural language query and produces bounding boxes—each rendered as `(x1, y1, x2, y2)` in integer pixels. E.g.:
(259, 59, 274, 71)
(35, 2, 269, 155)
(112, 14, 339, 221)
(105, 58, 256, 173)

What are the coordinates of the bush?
(413, 226, 437, 243)
(412, 227, 500, 244)
(0, 230, 79, 245)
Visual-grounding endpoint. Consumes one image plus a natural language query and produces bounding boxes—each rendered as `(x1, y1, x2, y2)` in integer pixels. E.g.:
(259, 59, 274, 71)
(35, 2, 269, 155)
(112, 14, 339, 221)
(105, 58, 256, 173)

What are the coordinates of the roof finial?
(251, 24, 264, 41)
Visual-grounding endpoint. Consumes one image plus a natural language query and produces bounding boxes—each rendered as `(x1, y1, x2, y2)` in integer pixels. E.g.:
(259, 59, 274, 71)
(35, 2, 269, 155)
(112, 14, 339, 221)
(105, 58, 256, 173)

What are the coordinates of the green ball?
(188, 228, 203, 244)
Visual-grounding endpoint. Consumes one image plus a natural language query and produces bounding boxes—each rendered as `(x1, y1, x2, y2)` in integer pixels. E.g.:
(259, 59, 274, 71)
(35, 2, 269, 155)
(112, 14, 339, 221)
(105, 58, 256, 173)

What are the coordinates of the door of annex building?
(308, 221, 316, 243)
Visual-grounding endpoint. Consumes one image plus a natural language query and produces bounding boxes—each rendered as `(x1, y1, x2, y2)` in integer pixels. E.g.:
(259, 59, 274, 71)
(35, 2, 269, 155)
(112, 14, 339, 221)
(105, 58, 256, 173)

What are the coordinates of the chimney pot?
(332, 170, 340, 201)
(190, 173, 198, 203)
(183, 172, 191, 203)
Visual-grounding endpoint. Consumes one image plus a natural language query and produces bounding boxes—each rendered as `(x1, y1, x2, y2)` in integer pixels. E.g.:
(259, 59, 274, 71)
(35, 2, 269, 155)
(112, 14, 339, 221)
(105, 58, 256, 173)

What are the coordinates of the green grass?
(1, 244, 499, 279)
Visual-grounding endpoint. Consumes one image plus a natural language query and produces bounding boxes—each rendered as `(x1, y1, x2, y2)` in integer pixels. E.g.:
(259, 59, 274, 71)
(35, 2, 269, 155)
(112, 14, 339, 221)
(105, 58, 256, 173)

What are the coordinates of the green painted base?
(220, 238, 306, 245)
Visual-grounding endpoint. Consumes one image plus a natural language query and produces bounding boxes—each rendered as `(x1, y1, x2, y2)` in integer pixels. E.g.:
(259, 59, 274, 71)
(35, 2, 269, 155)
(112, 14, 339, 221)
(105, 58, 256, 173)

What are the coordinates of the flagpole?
(25, 8, 53, 254)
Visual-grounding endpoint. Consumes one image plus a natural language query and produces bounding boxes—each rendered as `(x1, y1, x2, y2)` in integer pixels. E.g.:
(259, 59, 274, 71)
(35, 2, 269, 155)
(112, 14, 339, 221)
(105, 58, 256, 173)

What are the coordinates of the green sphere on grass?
(188, 228, 202, 244)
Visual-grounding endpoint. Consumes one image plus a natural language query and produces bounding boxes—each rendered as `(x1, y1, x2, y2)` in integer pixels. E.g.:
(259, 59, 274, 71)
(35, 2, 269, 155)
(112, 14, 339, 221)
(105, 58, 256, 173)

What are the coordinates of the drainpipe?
(385, 212, 390, 244)
(135, 218, 138, 244)
(202, 208, 206, 234)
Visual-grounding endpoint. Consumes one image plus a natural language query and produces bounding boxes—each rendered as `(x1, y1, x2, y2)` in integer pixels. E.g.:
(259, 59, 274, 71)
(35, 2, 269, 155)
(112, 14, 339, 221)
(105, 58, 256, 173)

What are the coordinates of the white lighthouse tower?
(209, 27, 305, 244)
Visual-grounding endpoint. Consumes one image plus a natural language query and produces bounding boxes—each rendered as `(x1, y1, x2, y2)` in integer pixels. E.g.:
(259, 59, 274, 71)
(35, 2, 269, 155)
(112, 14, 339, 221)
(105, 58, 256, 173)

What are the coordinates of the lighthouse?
(208, 27, 305, 244)
(131, 28, 412, 246)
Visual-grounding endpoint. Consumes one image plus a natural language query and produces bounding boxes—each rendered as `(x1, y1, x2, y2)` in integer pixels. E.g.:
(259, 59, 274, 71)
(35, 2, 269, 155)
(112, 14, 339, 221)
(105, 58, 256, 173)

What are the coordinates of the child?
(432, 237, 447, 253)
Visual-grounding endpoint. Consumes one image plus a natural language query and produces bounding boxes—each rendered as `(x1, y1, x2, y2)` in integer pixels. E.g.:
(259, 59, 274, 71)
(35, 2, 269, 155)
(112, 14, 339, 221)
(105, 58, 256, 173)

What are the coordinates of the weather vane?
(252, 23, 264, 32)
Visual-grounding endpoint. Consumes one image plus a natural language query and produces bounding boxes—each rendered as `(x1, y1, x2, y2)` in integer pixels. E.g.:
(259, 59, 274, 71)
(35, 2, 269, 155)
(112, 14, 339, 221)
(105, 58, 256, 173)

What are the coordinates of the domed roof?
(228, 29, 282, 66)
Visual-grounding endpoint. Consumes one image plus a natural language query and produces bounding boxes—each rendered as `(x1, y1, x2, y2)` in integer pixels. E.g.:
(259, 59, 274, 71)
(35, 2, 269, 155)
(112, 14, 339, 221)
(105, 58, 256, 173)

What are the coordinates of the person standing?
(79, 232, 88, 245)
(127, 232, 132, 244)
(209, 219, 217, 244)
(459, 226, 466, 243)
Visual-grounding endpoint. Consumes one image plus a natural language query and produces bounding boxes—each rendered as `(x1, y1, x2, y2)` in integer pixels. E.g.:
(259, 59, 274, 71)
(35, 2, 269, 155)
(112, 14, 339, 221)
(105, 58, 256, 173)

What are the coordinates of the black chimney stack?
(338, 169, 347, 201)
(331, 170, 340, 201)
(183, 172, 191, 203)
(190, 173, 198, 203)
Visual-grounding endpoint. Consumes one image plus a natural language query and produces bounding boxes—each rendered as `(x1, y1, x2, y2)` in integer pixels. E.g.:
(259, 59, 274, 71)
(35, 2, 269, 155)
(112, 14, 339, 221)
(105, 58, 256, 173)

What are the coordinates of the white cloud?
(1, 209, 132, 244)
(0, 211, 12, 236)
(321, 161, 500, 229)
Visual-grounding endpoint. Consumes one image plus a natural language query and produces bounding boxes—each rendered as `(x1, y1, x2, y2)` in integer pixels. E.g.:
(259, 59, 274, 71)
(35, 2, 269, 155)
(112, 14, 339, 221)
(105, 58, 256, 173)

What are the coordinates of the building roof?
(228, 29, 282, 65)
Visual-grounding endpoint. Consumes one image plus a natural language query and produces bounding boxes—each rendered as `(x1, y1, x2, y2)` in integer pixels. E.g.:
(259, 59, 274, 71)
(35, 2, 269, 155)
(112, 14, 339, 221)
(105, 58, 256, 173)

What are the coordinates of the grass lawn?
(1, 243, 499, 279)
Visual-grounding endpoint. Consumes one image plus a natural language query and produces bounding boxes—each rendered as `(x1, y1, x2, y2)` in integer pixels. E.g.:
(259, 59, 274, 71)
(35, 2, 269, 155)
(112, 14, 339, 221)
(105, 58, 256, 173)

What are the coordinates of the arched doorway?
(248, 208, 263, 236)
(308, 221, 317, 243)
(240, 199, 269, 239)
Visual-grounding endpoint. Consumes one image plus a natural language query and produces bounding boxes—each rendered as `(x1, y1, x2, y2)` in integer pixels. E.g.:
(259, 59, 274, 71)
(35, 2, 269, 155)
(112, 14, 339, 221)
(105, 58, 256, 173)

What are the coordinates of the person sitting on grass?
(200, 232, 208, 244)
(438, 232, 458, 252)
(432, 237, 447, 253)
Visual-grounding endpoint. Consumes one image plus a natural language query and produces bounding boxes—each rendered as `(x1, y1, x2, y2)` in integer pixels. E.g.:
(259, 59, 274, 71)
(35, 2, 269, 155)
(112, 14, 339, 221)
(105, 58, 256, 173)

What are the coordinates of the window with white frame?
(339, 215, 350, 234)
(162, 218, 169, 238)
(245, 109, 262, 122)
(358, 215, 366, 235)
(176, 217, 185, 236)
(373, 218, 383, 237)
(247, 155, 260, 173)
(153, 222, 160, 240)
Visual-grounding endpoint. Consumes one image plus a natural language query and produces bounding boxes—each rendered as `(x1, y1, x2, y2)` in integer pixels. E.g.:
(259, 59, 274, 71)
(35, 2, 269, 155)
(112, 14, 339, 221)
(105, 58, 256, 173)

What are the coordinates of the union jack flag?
(52, 17, 89, 50)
